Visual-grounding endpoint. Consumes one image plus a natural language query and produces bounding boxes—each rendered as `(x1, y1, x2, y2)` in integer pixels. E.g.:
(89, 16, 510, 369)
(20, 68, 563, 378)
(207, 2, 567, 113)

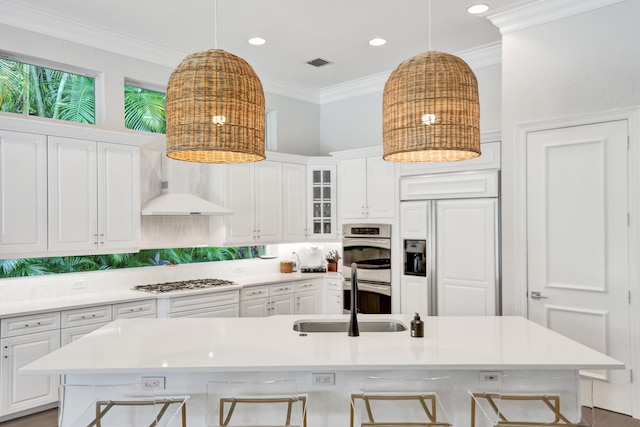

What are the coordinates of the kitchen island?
(22, 314, 623, 426)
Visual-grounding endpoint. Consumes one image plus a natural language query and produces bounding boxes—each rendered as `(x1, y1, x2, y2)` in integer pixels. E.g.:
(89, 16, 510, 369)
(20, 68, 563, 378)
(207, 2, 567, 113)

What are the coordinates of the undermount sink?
(293, 319, 407, 333)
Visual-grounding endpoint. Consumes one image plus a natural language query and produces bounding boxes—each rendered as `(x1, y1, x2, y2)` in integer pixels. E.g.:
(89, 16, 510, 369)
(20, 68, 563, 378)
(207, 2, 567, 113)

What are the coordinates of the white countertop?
(22, 315, 624, 375)
(0, 272, 338, 318)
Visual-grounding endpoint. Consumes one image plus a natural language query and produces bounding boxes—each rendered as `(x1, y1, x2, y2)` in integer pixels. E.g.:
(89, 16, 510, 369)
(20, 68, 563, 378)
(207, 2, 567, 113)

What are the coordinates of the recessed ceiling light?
(369, 38, 387, 47)
(467, 4, 490, 14)
(248, 37, 266, 46)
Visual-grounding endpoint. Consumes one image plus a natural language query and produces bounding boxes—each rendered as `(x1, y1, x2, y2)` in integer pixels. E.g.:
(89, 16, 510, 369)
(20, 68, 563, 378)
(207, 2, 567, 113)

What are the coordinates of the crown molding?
(487, 0, 626, 34)
(0, 0, 187, 69)
(320, 41, 502, 104)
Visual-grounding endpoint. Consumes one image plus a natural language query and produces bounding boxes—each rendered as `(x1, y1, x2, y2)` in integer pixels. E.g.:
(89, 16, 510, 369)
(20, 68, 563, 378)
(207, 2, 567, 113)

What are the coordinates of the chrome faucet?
(348, 262, 359, 336)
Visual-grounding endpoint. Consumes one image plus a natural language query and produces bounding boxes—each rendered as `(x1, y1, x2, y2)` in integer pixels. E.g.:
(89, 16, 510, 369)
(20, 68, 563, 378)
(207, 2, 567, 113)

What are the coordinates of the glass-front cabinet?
(307, 165, 337, 240)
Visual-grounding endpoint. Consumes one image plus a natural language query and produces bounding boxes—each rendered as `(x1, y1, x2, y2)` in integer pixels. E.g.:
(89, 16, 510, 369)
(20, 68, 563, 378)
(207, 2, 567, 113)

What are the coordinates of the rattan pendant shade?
(382, 51, 481, 162)
(166, 49, 266, 163)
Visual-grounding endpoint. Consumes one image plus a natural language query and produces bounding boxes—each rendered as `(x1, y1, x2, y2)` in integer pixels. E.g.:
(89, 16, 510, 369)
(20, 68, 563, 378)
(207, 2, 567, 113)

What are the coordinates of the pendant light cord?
(214, 0, 218, 49)
(428, 0, 432, 51)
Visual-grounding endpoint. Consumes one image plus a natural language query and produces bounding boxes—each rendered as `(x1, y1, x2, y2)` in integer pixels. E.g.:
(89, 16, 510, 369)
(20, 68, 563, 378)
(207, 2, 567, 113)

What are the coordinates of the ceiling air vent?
(307, 58, 331, 67)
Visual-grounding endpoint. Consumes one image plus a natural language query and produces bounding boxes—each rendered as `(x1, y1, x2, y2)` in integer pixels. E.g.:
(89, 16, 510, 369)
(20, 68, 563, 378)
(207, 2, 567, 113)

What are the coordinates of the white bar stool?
(58, 382, 188, 427)
(206, 379, 307, 427)
(469, 374, 592, 427)
(350, 376, 453, 427)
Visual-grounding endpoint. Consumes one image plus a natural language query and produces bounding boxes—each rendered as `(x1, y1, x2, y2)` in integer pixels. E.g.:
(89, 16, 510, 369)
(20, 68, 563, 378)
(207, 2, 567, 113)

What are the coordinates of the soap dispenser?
(411, 312, 424, 338)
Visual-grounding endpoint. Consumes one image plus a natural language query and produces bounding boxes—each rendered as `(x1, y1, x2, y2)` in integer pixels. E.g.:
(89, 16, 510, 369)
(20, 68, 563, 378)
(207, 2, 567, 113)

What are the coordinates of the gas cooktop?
(133, 278, 236, 294)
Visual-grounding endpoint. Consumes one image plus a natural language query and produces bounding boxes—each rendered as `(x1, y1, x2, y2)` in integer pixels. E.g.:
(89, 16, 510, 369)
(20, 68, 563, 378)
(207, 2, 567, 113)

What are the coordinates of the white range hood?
(141, 154, 231, 216)
(141, 182, 232, 216)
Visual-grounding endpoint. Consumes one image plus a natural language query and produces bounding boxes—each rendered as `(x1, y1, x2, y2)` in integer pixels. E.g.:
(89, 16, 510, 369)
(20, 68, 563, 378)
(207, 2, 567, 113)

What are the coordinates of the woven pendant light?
(382, 1, 480, 162)
(166, 49, 266, 163)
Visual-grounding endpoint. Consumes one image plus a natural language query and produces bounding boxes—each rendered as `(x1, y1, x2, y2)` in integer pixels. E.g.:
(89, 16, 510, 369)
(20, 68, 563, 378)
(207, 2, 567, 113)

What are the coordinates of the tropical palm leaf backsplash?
(0, 246, 264, 278)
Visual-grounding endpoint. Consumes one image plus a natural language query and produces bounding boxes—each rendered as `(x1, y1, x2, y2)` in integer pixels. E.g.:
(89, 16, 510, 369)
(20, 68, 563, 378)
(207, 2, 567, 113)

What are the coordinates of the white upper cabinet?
(225, 161, 283, 244)
(97, 142, 141, 251)
(48, 136, 140, 254)
(282, 163, 307, 242)
(0, 130, 48, 256)
(307, 165, 338, 240)
(339, 155, 395, 220)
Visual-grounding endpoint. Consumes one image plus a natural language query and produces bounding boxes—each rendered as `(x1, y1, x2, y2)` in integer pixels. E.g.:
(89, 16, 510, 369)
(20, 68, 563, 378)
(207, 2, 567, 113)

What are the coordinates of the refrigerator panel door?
(435, 198, 498, 316)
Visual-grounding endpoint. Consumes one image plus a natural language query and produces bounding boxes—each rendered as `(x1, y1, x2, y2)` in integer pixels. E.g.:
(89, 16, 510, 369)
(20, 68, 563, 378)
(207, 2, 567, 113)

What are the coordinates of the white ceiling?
(0, 0, 536, 90)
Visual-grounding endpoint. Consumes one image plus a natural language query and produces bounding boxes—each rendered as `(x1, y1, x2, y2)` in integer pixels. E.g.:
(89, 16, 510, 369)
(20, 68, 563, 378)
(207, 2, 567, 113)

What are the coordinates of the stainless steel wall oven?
(342, 223, 391, 314)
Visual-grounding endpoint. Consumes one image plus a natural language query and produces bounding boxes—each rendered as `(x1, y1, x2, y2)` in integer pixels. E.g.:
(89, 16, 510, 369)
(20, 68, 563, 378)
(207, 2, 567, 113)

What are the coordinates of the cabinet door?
(0, 130, 48, 256)
(338, 158, 367, 219)
(240, 298, 270, 317)
(255, 161, 283, 242)
(324, 279, 344, 315)
(48, 136, 98, 253)
(225, 163, 256, 244)
(435, 198, 497, 316)
(270, 294, 295, 316)
(326, 290, 343, 315)
(0, 331, 60, 416)
(400, 201, 429, 239)
(401, 275, 429, 316)
(98, 142, 140, 251)
(295, 291, 317, 315)
(307, 166, 337, 239)
(282, 163, 307, 241)
(366, 156, 395, 218)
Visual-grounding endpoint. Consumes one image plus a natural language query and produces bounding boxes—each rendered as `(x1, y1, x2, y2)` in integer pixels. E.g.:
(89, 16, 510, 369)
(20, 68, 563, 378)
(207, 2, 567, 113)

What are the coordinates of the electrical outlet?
(479, 371, 502, 383)
(71, 280, 86, 290)
(142, 376, 166, 389)
(312, 373, 335, 386)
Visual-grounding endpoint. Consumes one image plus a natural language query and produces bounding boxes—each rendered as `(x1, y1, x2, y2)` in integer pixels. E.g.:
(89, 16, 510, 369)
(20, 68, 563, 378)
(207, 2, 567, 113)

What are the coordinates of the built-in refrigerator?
(400, 170, 500, 316)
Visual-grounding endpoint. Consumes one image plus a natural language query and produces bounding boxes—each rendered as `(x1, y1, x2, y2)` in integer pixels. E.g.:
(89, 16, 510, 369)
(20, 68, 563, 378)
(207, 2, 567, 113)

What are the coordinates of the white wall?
(319, 62, 502, 154)
(266, 93, 322, 156)
(500, 0, 640, 315)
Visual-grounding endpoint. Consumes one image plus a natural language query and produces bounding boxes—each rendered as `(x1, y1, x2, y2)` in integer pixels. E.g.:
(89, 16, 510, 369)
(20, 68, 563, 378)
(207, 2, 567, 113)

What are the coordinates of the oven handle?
(344, 280, 391, 296)
(342, 238, 391, 249)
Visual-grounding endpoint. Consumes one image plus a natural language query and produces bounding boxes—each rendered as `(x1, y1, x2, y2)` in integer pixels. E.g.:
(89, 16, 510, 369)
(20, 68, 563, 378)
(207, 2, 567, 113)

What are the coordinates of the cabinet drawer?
(1, 312, 61, 338)
(168, 304, 239, 318)
(295, 281, 318, 292)
(113, 300, 157, 319)
(61, 305, 112, 328)
(240, 286, 269, 300)
(270, 283, 294, 295)
(169, 290, 239, 314)
(61, 322, 109, 345)
(325, 279, 343, 291)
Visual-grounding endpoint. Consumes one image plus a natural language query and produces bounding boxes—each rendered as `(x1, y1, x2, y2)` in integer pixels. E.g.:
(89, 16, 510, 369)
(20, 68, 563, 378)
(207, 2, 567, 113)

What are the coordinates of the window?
(124, 84, 166, 133)
(0, 57, 95, 124)
(0, 246, 265, 278)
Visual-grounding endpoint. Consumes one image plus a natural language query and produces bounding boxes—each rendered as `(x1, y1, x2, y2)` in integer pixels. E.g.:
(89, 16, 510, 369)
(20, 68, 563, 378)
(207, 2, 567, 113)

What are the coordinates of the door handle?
(530, 291, 548, 300)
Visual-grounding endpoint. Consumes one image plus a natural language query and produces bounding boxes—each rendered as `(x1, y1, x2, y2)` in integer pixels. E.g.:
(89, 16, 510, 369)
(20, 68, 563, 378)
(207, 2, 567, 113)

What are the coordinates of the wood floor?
(1, 407, 638, 427)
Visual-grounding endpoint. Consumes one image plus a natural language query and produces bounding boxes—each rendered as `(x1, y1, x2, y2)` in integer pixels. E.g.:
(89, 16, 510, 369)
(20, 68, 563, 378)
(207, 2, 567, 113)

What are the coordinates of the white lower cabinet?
(60, 304, 113, 346)
(163, 290, 240, 318)
(240, 284, 295, 317)
(295, 281, 319, 315)
(324, 279, 344, 315)
(112, 300, 157, 319)
(0, 313, 61, 418)
(241, 281, 320, 317)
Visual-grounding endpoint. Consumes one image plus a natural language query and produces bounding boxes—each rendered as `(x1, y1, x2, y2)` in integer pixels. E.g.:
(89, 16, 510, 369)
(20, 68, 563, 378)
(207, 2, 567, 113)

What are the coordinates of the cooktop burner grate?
(133, 279, 236, 294)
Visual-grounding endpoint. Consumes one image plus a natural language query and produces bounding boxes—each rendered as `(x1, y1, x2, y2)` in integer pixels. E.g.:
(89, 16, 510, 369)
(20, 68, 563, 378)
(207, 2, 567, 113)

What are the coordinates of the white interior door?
(526, 120, 632, 414)
(435, 198, 498, 316)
